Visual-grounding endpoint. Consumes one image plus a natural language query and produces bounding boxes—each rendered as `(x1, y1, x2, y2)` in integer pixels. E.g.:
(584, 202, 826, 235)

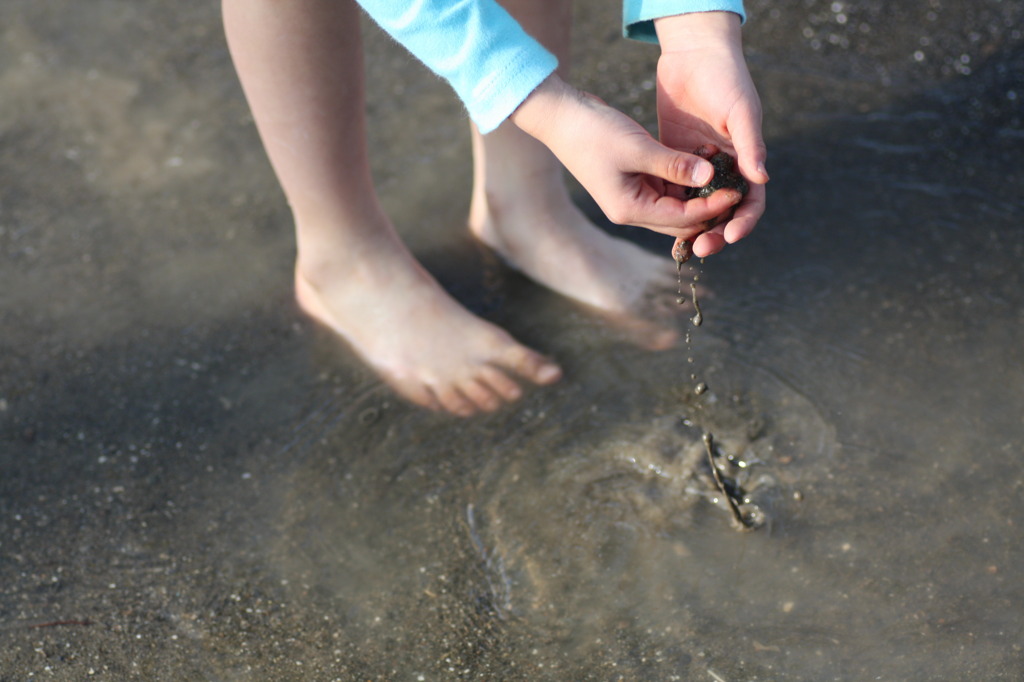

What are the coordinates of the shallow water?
(2, 0, 1023, 679)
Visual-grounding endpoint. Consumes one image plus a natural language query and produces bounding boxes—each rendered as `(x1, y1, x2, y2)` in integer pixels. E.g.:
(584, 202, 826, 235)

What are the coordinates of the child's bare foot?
(469, 122, 682, 351)
(225, 0, 564, 417)
(469, 134, 680, 350)
(295, 221, 561, 417)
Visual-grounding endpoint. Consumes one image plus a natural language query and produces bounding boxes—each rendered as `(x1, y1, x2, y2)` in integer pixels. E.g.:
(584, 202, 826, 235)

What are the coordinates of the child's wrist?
(508, 74, 580, 145)
(654, 11, 741, 54)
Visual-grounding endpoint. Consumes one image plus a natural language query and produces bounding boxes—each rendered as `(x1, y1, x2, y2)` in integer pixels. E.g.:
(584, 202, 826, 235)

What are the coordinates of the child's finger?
(722, 182, 766, 244)
(620, 187, 742, 235)
(728, 101, 769, 185)
(693, 228, 727, 257)
(637, 140, 715, 188)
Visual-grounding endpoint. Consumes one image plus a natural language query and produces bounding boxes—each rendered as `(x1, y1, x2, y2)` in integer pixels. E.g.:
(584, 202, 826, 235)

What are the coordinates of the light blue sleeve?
(356, 0, 558, 133)
(622, 0, 746, 44)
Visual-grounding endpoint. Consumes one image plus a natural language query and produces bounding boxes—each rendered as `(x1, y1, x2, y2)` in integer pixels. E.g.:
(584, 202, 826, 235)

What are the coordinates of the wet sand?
(2, 1, 1023, 679)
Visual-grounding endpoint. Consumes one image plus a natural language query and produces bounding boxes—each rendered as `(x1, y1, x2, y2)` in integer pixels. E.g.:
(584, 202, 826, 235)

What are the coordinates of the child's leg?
(223, 0, 560, 416)
(469, 0, 678, 347)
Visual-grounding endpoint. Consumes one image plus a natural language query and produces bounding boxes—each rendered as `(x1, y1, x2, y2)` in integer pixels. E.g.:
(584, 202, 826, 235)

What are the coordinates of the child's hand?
(654, 11, 768, 257)
(510, 76, 745, 243)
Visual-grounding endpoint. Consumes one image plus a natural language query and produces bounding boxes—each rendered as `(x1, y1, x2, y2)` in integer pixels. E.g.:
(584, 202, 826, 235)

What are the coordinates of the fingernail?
(692, 160, 713, 186)
(757, 161, 770, 181)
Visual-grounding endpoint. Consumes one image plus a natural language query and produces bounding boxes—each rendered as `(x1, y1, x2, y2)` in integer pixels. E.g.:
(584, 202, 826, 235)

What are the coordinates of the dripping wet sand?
(3, 0, 1024, 679)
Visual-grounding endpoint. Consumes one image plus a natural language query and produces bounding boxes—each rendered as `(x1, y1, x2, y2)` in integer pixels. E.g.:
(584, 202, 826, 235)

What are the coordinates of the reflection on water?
(275, 333, 836, 679)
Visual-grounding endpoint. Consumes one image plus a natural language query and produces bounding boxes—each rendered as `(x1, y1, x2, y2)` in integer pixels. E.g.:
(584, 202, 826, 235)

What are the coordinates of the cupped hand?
(654, 12, 768, 257)
(511, 76, 746, 243)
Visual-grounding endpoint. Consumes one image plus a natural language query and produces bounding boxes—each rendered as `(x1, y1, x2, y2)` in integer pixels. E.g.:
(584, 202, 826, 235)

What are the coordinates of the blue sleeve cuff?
(468, 44, 558, 133)
(357, 0, 558, 133)
(622, 1, 746, 44)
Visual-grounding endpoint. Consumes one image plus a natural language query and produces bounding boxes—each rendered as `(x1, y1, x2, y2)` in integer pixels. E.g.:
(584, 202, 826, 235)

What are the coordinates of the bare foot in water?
(468, 122, 682, 350)
(295, 217, 561, 417)
(225, 0, 680, 416)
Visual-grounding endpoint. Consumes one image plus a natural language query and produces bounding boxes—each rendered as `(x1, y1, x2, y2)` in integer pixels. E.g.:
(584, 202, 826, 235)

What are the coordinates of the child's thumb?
(641, 142, 714, 188)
